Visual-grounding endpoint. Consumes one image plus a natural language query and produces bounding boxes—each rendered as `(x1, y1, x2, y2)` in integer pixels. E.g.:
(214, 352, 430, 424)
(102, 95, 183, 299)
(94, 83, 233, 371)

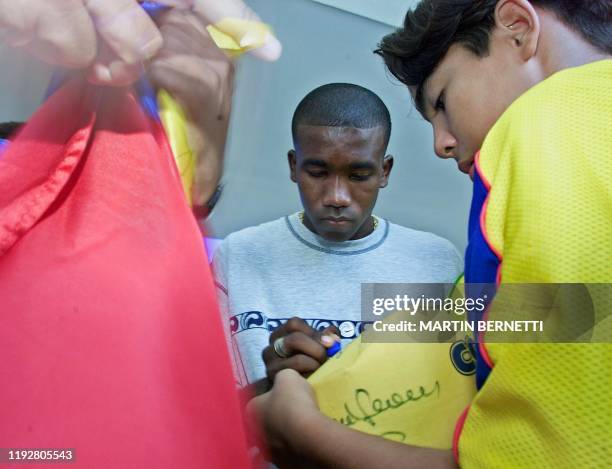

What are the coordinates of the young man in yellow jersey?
(248, 1, 611, 467)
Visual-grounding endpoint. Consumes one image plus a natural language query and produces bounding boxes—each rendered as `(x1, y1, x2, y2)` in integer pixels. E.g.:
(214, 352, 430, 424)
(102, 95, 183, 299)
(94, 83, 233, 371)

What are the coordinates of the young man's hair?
(375, 0, 611, 110)
(291, 83, 392, 149)
(0, 121, 24, 140)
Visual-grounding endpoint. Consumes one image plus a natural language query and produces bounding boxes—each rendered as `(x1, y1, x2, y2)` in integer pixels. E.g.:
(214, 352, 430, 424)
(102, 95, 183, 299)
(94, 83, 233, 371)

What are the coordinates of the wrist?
(283, 405, 329, 456)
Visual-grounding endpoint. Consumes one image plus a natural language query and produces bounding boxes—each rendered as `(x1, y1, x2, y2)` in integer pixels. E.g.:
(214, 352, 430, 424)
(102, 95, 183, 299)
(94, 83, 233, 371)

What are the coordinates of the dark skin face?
(288, 125, 393, 242)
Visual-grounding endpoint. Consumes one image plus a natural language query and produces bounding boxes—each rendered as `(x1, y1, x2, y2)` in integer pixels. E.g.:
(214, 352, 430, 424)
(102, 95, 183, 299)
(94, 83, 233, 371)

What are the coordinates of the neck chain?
(298, 212, 378, 232)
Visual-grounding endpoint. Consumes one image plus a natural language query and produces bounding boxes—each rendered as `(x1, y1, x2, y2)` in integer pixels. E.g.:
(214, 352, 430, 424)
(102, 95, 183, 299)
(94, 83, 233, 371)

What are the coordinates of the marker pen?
(326, 340, 341, 357)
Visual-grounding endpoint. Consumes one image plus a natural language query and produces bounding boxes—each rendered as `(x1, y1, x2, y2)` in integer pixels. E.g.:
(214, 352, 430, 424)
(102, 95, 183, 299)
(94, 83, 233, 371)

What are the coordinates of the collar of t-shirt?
(285, 211, 388, 256)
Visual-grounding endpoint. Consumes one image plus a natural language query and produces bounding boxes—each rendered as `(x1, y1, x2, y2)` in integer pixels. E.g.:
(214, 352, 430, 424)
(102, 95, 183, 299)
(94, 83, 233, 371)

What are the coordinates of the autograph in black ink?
(336, 380, 441, 429)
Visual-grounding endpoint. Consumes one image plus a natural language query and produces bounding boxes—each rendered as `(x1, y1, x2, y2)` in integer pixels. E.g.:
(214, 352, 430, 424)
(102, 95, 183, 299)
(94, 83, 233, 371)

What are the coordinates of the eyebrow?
(349, 162, 376, 171)
(302, 158, 327, 167)
(301, 159, 377, 171)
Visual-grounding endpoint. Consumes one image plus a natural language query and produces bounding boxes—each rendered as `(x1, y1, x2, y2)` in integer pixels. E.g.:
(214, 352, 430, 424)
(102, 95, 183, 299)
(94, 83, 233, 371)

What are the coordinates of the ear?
(495, 0, 540, 61)
(380, 155, 394, 188)
(288, 150, 298, 183)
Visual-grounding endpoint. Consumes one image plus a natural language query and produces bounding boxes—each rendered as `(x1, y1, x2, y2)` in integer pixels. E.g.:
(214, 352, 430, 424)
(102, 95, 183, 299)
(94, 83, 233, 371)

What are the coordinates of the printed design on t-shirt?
(229, 311, 367, 339)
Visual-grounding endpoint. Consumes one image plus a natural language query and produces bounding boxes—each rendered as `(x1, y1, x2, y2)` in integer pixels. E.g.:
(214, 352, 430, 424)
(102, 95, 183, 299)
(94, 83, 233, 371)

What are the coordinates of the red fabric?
(0, 78, 251, 468)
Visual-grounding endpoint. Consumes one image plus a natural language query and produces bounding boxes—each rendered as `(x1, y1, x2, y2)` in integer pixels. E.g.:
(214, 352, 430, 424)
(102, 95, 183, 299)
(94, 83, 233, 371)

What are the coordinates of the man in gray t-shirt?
(212, 83, 462, 389)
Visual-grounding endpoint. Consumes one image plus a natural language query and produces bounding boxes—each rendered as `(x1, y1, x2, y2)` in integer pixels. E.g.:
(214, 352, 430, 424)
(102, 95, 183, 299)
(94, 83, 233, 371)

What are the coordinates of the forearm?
(185, 61, 234, 209)
(188, 111, 230, 207)
(283, 412, 456, 469)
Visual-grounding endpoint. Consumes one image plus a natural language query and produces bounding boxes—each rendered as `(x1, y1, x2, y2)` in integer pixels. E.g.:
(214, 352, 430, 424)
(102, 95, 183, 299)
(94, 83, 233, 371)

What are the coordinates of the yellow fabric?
(309, 281, 476, 449)
(157, 90, 195, 205)
(206, 18, 272, 58)
(459, 60, 612, 468)
(309, 338, 476, 449)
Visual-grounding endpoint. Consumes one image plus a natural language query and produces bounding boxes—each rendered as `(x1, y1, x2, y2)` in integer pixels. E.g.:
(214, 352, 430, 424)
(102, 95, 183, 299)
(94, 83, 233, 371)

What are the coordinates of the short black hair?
(291, 83, 391, 149)
(375, 0, 612, 110)
(0, 121, 24, 140)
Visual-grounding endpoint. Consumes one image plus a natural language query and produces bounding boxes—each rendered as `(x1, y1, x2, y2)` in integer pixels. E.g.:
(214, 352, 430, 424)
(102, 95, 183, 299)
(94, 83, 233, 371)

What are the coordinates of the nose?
(322, 176, 351, 208)
(433, 125, 457, 160)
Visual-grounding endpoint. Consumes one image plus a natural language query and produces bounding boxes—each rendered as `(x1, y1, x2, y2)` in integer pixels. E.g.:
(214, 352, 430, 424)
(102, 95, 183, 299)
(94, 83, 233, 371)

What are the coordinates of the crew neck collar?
(285, 212, 389, 255)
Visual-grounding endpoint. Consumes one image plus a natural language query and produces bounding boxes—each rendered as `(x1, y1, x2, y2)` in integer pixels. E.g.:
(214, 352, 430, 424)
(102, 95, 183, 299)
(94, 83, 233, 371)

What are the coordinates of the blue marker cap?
(326, 340, 341, 358)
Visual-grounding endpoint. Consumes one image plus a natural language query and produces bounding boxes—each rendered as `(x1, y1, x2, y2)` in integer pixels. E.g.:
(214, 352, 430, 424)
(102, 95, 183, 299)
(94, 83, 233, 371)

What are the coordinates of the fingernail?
(93, 63, 112, 82)
(321, 335, 334, 347)
(331, 334, 341, 342)
(249, 33, 282, 62)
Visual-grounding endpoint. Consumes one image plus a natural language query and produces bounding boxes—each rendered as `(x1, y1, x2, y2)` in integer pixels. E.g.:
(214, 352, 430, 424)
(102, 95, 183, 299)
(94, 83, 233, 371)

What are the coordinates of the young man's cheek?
(356, 181, 380, 196)
(353, 186, 379, 212)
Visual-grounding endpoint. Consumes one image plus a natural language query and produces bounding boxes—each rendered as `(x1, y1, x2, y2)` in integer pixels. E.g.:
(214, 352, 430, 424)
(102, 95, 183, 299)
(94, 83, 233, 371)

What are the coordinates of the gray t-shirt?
(212, 213, 463, 385)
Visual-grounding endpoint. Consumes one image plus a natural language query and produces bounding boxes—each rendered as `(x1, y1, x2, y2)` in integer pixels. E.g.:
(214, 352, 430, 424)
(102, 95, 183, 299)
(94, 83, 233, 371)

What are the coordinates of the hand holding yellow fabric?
(148, 2, 281, 208)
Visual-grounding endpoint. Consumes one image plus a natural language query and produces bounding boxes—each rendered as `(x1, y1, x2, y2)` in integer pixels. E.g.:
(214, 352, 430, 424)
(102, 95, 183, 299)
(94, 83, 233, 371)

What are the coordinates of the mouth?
(322, 217, 352, 225)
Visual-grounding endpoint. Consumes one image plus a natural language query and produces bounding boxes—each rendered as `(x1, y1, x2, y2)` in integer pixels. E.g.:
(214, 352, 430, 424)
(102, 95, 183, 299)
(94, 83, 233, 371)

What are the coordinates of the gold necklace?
(298, 212, 378, 231)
